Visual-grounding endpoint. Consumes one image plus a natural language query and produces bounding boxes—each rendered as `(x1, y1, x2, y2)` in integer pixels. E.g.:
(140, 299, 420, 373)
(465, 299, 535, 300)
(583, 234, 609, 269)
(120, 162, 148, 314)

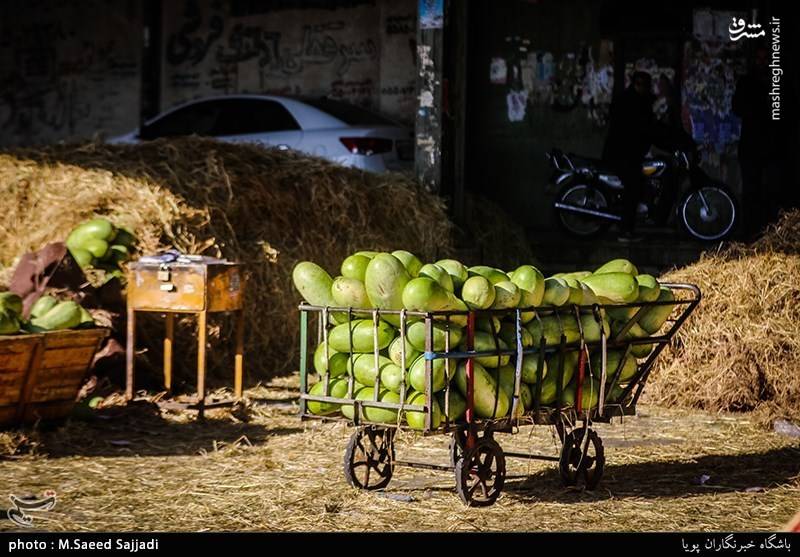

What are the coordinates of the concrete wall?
(0, 0, 417, 146)
(465, 0, 756, 233)
(161, 0, 417, 123)
(0, 0, 142, 146)
(466, 0, 611, 230)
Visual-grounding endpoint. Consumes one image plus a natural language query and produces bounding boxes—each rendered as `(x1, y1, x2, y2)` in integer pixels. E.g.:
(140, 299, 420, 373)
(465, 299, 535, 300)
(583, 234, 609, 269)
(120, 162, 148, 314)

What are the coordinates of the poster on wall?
(419, 0, 443, 30)
(490, 58, 508, 84)
(683, 8, 747, 158)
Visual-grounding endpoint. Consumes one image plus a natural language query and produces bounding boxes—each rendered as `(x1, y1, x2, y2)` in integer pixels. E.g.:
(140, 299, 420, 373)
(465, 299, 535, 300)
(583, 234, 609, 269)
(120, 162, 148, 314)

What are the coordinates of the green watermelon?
(594, 258, 638, 276)
(341, 254, 371, 281)
(391, 250, 423, 277)
(328, 319, 396, 353)
(461, 276, 495, 310)
(293, 262, 336, 307)
(435, 259, 469, 291)
(405, 390, 442, 430)
(418, 263, 455, 292)
(454, 360, 509, 419)
(364, 253, 411, 326)
(307, 378, 349, 415)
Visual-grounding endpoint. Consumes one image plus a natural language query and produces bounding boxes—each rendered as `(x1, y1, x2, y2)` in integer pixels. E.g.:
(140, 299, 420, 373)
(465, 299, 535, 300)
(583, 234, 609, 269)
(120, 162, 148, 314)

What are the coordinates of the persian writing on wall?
(0, 0, 141, 145)
(161, 0, 416, 122)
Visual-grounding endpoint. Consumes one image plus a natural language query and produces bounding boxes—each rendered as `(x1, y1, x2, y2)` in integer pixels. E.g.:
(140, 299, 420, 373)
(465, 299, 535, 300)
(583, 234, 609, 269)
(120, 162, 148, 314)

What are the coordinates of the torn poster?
(490, 58, 508, 84)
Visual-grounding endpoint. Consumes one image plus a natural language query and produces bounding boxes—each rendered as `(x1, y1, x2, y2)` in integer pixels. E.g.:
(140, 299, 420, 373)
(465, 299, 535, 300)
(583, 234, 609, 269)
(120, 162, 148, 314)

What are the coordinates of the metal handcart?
(298, 283, 700, 506)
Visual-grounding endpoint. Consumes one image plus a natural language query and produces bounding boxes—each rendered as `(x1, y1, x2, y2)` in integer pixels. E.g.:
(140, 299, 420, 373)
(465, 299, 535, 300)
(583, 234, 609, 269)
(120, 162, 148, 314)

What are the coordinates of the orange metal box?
(128, 261, 244, 313)
(125, 259, 246, 411)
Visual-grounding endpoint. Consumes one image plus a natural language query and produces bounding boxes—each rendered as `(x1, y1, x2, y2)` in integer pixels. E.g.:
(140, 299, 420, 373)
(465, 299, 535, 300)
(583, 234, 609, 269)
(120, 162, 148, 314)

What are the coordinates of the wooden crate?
(0, 328, 109, 427)
(0, 334, 40, 426)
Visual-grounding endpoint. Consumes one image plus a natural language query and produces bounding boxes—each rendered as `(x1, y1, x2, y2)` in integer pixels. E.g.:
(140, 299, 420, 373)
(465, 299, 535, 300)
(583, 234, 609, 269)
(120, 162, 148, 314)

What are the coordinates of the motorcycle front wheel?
(555, 183, 611, 238)
(679, 186, 737, 241)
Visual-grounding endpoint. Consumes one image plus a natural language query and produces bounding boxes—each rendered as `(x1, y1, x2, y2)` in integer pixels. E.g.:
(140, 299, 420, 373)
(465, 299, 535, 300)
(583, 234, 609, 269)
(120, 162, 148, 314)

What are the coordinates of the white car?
(109, 95, 414, 173)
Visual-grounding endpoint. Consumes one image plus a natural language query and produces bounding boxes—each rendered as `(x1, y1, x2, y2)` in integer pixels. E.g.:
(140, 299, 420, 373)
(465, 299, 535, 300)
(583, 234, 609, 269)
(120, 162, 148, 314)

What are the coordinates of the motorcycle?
(546, 147, 738, 241)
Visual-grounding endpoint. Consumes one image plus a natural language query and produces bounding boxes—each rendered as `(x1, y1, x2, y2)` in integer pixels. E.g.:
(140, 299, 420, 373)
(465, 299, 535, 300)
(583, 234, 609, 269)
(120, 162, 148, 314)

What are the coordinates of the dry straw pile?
(0, 138, 456, 379)
(647, 210, 800, 423)
(3, 382, 799, 530)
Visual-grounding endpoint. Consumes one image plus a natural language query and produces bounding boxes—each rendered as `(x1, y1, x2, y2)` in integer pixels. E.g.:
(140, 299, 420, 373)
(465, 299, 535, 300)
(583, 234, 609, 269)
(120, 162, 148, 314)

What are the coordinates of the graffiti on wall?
(208, 21, 378, 78)
(163, 0, 414, 121)
(385, 14, 415, 35)
(378, 6, 417, 121)
(230, 0, 378, 15)
(682, 9, 747, 159)
(490, 26, 742, 158)
(581, 48, 614, 127)
(0, 2, 140, 145)
(493, 37, 614, 127)
(166, 0, 225, 66)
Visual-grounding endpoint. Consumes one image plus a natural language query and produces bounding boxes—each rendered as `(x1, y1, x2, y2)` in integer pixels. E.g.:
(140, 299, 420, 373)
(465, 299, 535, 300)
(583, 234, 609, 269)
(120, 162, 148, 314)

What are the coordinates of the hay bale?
(0, 138, 453, 380)
(0, 430, 39, 457)
(746, 210, 800, 256)
(647, 210, 800, 423)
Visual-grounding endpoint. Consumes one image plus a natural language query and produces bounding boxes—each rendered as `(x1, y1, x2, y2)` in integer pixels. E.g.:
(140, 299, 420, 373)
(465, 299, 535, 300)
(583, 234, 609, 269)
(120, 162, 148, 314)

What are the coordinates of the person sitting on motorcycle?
(602, 71, 658, 242)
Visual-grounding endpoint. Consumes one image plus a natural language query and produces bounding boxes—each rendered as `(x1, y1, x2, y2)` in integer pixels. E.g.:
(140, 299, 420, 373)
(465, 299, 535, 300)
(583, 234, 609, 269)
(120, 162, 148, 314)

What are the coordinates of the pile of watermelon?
(0, 293, 95, 335)
(66, 218, 135, 279)
(0, 216, 137, 336)
(293, 251, 676, 429)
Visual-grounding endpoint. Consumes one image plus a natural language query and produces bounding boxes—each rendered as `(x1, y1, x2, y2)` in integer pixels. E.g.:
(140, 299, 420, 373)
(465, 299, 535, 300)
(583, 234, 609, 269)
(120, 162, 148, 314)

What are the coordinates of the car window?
(141, 98, 300, 140)
(212, 99, 300, 136)
(301, 98, 396, 126)
(140, 101, 222, 139)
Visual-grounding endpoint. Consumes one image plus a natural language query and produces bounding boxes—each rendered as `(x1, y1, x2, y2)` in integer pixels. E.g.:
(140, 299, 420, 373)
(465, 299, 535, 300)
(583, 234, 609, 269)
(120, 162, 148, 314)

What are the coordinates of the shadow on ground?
(499, 446, 800, 502)
(14, 398, 303, 458)
(384, 446, 800, 503)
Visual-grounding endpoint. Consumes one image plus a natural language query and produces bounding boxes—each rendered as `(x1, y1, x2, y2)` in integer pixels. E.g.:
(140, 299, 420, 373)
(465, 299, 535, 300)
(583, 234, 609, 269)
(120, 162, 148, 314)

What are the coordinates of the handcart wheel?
(454, 437, 506, 507)
(343, 426, 395, 490)
(450, 428, 493, 468)
(448, 427, 469, 468)
(558, 428, 605, 490)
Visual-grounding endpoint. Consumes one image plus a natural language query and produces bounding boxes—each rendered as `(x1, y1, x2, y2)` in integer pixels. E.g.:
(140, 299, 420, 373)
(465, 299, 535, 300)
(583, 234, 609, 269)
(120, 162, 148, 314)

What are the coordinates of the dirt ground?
(1, 376, 799, 532)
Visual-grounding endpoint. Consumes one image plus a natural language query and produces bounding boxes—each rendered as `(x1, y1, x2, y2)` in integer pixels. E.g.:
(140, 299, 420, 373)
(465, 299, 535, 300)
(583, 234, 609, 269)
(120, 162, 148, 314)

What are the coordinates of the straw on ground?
(1, 376, 798, 532)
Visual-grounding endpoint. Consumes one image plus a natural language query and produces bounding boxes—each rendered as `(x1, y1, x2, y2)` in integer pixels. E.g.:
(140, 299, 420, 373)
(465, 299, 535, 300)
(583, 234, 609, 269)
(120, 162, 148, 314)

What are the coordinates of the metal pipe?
(576, 345, 586, 414)
(299, 296, 696, 317)
(399, 310, 408, 407)
(300, 393, 425, 412)
(299, 310, 308, 416)
(573, 305, 587, 417)
(424, 315, 434, 432)
(372, 309, 382, 401)
(554, 202, 623, 221)
(295, 282, 702, 426)
(502, 451, 561, 462)
(443, 314, 451, 429)
(555, 313, 566, 414)
(322, 307, 330, 395)
(346, 308, 355, 399)
(466, 311, 476, 449)
(511, 309, 523, 420)
(394, 460, 453, 472)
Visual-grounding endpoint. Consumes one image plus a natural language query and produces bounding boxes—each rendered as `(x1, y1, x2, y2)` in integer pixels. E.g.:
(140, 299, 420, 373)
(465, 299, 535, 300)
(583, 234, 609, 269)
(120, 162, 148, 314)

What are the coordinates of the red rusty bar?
(576, 347, 586, 414)
(465, 311, 476, 450)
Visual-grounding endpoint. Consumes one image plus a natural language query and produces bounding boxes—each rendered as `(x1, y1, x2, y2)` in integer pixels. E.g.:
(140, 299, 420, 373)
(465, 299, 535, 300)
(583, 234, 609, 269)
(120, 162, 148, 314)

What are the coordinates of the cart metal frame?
(298, 282, 700, 506)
